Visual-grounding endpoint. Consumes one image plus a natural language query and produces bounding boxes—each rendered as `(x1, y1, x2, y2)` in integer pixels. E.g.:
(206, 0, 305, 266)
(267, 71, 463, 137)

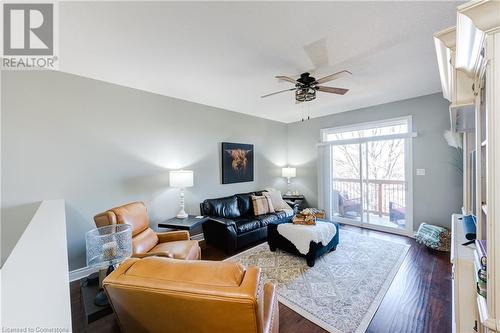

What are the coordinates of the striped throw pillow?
(252, 193, 274, 215)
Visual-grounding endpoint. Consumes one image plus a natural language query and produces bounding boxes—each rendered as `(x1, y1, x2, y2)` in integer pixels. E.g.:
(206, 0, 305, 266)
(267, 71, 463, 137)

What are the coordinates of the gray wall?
(2, 71, 462, 271)
(287, 93, 462, 231)
(1, 71, 288, 270)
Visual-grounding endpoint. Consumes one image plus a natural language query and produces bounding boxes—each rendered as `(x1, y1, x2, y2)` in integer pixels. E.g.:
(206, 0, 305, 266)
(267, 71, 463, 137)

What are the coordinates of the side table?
(80, 274, 112, 324)
(282, 194, 306, 210)
(157, 215, 208, 238)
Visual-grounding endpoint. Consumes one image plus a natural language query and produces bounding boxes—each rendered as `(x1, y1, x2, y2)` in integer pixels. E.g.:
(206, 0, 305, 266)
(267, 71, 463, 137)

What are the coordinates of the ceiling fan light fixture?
(262, 70, 350, 103)
(295, 87, 316, 102)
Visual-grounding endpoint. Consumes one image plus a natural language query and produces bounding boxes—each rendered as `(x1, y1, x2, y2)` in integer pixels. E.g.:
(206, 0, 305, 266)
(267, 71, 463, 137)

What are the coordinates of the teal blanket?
(415, 223, 450, 252)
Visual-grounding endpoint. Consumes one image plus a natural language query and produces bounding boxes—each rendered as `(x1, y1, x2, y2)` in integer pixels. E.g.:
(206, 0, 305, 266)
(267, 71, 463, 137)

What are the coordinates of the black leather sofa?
(201, 191, 296, 253)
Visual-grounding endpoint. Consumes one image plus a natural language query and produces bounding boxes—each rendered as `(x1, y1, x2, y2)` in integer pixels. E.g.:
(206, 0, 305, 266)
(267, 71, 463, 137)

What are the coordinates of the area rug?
(225, 230, 410, 333)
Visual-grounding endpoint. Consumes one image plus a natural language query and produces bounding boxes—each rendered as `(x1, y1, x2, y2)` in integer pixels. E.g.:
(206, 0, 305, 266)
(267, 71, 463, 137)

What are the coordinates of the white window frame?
(319, 116, 416, 237)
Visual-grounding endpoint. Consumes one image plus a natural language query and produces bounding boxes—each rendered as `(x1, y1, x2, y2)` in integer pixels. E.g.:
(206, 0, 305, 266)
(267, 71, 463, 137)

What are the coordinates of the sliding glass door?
(324, 117, 412, 235)
(331, 143, 362, 221)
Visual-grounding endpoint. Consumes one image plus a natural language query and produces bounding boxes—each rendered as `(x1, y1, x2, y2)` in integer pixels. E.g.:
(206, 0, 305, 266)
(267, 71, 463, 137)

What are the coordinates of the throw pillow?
(252, 194, 274, 215)
(265, 189, 291, 211)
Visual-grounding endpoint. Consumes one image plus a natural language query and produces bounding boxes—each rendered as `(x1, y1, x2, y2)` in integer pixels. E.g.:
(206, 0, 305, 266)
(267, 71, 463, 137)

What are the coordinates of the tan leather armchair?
(94, 202, 200, 260)
(103, 257, 279, 333)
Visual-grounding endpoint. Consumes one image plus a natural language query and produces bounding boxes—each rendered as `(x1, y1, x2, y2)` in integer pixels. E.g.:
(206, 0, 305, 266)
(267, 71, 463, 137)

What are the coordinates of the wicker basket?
(292, 213, 316, 225)
(313, 211, 326, 219)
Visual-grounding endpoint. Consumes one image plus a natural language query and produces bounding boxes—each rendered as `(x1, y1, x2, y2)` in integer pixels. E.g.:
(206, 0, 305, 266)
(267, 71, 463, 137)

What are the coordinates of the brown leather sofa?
(103, 256, 279, 333)
(94, 202, 200, 260)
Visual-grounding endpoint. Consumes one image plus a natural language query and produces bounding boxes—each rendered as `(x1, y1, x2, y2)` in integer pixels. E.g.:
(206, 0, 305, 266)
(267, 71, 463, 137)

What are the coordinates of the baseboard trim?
(69, 265, 99, 282)
(337, 220, 415, 238)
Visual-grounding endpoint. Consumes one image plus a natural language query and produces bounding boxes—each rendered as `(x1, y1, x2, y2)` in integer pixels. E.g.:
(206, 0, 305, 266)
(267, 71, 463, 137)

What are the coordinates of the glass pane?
(331, 144, 362, 221)
(325, 122, 408, 142)
(364, 139, 406, 229)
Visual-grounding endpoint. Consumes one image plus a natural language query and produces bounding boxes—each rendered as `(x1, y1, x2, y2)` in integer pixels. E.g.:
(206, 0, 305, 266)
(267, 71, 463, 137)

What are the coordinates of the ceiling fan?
(261, 70, 352, 103)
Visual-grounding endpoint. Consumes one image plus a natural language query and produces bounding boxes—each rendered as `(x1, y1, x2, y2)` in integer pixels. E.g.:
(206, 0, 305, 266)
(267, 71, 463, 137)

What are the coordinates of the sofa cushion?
(132, 228, 159, 254)
(233, 217, 261, 234)
(235, 192, 254, 216)
(206, 196, 240, 218)
(255, 214, 278, 227)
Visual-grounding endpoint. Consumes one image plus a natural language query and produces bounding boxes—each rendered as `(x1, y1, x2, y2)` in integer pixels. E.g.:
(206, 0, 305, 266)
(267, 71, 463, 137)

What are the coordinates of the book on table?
(473, 248, 487, 280)
(474, 240, 487, 299)
(477, 280, 487, 298)
(475, 239, 487, 268)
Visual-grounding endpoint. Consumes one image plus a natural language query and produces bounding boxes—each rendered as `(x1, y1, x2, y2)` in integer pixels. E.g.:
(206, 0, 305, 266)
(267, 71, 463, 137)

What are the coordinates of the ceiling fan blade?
(304, 38, 329, 70)
(315, 70, 352, 84)
(261, 88, 296, 98)
(275, 76, 298, 84)
(316, 86, 349, 95)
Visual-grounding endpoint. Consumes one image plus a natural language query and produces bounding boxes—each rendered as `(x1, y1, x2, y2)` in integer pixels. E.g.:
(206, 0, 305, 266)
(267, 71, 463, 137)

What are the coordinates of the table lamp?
(86, 224, 132, 306)
(282, 167, 296, 195)
(170, 170, 194, 219)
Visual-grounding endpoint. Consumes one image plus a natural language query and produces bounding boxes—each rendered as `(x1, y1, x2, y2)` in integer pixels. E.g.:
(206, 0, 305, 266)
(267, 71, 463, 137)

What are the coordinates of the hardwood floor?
(70, 225, 451, 333)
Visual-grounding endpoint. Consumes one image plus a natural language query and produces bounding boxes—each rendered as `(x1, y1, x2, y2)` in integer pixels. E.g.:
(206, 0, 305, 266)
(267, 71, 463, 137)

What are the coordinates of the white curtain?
(317, 144, 333, 220)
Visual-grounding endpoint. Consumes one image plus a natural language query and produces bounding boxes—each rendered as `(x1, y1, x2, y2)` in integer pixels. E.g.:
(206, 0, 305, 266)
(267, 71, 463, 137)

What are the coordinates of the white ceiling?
(59, 1, 460, 123)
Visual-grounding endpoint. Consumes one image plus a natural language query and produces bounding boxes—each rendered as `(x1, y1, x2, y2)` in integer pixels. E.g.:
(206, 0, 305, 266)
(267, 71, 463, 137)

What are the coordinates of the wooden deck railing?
(333, 178, 406, 216)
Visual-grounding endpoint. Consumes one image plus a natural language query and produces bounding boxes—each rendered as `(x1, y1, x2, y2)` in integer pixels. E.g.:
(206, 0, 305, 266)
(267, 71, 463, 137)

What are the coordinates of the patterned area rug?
(225, 230, 410, 333)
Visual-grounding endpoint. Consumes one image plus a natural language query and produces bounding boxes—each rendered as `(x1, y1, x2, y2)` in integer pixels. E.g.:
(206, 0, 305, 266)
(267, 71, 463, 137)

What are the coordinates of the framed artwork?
(222, 142, 254, 184)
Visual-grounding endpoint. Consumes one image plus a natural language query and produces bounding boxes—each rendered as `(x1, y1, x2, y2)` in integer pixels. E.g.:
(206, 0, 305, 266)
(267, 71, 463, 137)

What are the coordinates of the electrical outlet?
(416, 168, 426, 176)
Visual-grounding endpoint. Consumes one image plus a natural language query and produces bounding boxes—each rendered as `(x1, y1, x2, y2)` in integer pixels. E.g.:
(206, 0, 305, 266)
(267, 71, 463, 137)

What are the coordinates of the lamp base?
(94, 265, 114, 307)
(176, 210, 188, 219)
(94, 290, 109, 307)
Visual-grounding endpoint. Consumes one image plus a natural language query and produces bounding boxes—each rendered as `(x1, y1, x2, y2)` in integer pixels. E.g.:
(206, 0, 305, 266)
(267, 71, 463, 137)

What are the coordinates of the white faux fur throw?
(277, 221, 337, 255)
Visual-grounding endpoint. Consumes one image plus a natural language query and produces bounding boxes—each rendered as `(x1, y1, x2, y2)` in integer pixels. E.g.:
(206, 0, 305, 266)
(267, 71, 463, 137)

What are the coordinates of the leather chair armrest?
(132, 251, 173, 259)
(203, 218, 237, 253)
(262, 283, 279, 333)
(239, 266, 261, 299)
(157, 230, 190, 243)
(208, 216, 236, 227)
(213, 217, 238, 252)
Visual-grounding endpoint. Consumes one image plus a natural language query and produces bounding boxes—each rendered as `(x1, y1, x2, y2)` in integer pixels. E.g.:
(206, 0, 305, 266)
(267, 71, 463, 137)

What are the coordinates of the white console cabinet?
(435, 1, 500, 332)
(451, 214, 477, 333)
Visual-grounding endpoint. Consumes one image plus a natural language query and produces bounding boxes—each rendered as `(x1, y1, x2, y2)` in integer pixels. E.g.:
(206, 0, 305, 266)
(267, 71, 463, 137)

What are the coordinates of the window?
(319, 117, 414, 235)
(323, 119, 409, 142)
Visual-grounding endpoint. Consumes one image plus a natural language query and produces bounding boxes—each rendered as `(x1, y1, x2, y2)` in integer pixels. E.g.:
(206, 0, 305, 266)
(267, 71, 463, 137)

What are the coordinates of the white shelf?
(477, 294, 498, 331)
(441, 2, 500, 332)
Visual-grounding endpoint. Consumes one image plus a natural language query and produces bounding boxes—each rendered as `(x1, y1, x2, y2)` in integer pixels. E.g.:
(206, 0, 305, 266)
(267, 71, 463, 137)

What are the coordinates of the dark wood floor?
(70, 225, 452, 333)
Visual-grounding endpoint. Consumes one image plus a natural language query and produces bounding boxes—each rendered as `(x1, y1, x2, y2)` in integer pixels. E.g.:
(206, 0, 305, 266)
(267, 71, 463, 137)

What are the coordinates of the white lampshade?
(169, 170, 194, 188)
(282, 167, 296, 178)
